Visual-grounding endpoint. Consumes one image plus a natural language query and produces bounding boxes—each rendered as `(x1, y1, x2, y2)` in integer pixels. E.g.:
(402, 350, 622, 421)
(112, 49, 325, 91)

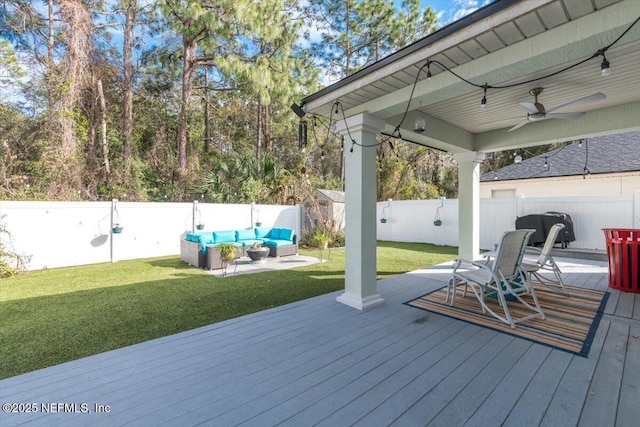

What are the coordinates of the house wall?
(0, 201, 300, 271)
(480, 172, 640, 198)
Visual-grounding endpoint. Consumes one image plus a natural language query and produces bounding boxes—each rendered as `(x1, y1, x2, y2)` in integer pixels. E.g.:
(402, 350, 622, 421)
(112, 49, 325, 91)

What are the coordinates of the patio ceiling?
(301, 0, 640, 154)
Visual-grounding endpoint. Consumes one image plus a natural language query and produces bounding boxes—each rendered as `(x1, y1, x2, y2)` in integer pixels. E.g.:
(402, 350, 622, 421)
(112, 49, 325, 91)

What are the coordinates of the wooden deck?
(1, 258, 638, 427)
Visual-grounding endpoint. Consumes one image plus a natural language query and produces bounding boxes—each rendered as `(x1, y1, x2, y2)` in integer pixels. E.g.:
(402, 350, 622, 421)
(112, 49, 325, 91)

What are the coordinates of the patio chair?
(521, 223, 569, 296)
(446, 229, 546, 328)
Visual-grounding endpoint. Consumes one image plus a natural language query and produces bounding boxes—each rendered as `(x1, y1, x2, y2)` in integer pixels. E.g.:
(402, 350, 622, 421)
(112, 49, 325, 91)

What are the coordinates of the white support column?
(335, 112, 385, 310)
(454, 152, 485, 260)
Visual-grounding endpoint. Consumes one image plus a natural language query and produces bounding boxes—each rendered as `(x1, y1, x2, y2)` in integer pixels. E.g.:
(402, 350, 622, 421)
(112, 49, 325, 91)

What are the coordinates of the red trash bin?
(602, 228, 640, 293)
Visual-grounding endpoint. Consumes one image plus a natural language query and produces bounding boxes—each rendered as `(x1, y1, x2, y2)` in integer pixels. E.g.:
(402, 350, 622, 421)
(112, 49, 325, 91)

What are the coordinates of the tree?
(121, 0, 137, 178)
(305, 0, 436, 79)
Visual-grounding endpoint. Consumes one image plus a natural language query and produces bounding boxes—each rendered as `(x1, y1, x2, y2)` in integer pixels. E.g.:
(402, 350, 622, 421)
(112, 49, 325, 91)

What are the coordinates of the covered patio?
(299, 0, 640, 310)
(1, 257, 638, 426)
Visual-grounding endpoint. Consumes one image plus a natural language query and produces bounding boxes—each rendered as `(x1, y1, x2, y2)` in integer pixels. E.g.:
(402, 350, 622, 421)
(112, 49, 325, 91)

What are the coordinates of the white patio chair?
(521, 223, 569, 296)
(446, 229, 546, 328)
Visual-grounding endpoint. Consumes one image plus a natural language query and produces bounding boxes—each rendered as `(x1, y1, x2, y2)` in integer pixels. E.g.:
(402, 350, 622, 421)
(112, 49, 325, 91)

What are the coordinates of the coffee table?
(247, 246, 270, 263)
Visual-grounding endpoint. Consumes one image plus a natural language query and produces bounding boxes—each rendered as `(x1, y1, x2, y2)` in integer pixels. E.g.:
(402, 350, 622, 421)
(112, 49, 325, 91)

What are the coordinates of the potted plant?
(196, 223, 205, 230)
(216, 242, 238, 263)
(112, 223, 124, 233)
(312, 231, 332, 250)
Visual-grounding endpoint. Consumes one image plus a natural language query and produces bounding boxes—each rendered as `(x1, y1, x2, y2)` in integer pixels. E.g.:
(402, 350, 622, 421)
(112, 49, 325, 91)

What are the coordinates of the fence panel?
(0, 201, 300, 271)
(377, 194, 635, 252)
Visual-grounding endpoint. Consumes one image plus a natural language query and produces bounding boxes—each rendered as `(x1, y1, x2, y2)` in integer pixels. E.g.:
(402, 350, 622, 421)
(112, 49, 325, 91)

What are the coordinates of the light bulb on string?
(480, 84, 488, 111)
(600, 54, 610, 76)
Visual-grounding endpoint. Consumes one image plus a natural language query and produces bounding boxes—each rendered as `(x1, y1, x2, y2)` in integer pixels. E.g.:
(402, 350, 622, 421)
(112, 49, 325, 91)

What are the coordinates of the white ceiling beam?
(383, 111, 475, 153)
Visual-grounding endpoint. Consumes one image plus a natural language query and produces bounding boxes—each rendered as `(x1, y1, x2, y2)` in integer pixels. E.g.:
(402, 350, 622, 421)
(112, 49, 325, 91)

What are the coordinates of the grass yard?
(0, 241, 457, 380)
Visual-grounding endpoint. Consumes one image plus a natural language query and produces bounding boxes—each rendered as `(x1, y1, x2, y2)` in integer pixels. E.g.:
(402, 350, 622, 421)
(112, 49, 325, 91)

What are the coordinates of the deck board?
(616, 322, 640, 427)
(578, 321, 628, 427)
(0, 257, 635, 427)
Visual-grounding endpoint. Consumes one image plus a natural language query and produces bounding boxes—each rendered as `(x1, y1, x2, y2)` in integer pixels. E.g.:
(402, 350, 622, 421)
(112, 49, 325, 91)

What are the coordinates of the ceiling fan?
(508, 88, 606, 132)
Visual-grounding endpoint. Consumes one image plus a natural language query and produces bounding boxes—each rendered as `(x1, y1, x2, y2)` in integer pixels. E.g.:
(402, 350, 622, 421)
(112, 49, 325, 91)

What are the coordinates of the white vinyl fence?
(0, 201, 301, 271)
(377, 192, 640, 251)
(2, 192, 638, 271)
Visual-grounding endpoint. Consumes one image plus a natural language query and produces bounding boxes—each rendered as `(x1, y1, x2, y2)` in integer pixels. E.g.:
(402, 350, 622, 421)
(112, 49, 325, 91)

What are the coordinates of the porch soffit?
(301, 0, 640, 154)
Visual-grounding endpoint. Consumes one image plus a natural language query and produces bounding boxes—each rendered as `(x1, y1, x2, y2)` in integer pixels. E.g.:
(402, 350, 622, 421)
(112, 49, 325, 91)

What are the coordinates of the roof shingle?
(481, 131, 640, 182)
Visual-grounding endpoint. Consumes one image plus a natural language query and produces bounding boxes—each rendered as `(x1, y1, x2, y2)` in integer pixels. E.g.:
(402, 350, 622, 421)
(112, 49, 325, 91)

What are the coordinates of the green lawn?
(0, 241, 457, 380)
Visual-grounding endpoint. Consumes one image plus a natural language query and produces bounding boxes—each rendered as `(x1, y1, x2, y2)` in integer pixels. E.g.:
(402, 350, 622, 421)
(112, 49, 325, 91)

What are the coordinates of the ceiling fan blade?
(518, 102, 539, 113)
(547, 92, 606, 113)
(508, 120, 530, 132)
(546, 112, 585, 120)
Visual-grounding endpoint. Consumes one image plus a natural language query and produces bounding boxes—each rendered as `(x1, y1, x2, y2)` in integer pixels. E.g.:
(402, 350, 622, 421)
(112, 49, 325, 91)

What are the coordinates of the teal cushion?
(186, 232, 212, 252)
(264, 239, 293, 247)
(186, 232, 209, 243)
(213, 230, 236, 243)
(270, 228, 282, 239)
(280, 228, 294, 241)
(255, 227, 271, 238)
(236, 229, 255, 241)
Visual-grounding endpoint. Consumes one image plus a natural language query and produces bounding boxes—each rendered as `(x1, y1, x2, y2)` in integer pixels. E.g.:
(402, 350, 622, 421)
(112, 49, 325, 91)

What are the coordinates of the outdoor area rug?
(405, 285, 609, 357)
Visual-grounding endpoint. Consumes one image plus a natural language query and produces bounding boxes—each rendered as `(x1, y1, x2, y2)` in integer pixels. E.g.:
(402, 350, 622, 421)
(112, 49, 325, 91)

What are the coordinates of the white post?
(335, 112, 385, 310)
(110, 198, 118, 263)
(454, 152, 485, 260)
(192, 200, 198, 232)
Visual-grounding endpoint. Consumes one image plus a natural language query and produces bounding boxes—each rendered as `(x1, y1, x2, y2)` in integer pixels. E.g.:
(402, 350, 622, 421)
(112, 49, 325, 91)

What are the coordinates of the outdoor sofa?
(180, 227, 298, 270)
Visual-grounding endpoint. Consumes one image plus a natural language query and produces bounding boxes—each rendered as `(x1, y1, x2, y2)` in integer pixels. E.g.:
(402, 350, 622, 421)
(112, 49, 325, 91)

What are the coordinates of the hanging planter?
(255, 222, 262, 227)
(112, 202, 123, 233)
(196, 223, 205, 230)
(434, 197, 445, 227)
(381, 199, 391, 225)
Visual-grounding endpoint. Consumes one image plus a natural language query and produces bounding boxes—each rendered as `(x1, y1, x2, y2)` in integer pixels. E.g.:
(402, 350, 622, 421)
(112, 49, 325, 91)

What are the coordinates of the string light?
(600, 54, 610, 76)
(544, 157, 549, 169)
(583, 139, 590, 179)
(480, 84, 488, 111)
(293, 18, 639, 161)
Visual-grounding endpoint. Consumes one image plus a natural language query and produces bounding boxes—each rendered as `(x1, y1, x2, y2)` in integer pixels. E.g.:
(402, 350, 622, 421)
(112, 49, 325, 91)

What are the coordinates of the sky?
(425, 0, 493, 26)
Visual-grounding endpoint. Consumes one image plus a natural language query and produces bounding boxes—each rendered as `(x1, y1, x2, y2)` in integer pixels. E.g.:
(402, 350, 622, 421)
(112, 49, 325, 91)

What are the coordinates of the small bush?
(302, 227, 344, 248)
(0, 215, 30, 278)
